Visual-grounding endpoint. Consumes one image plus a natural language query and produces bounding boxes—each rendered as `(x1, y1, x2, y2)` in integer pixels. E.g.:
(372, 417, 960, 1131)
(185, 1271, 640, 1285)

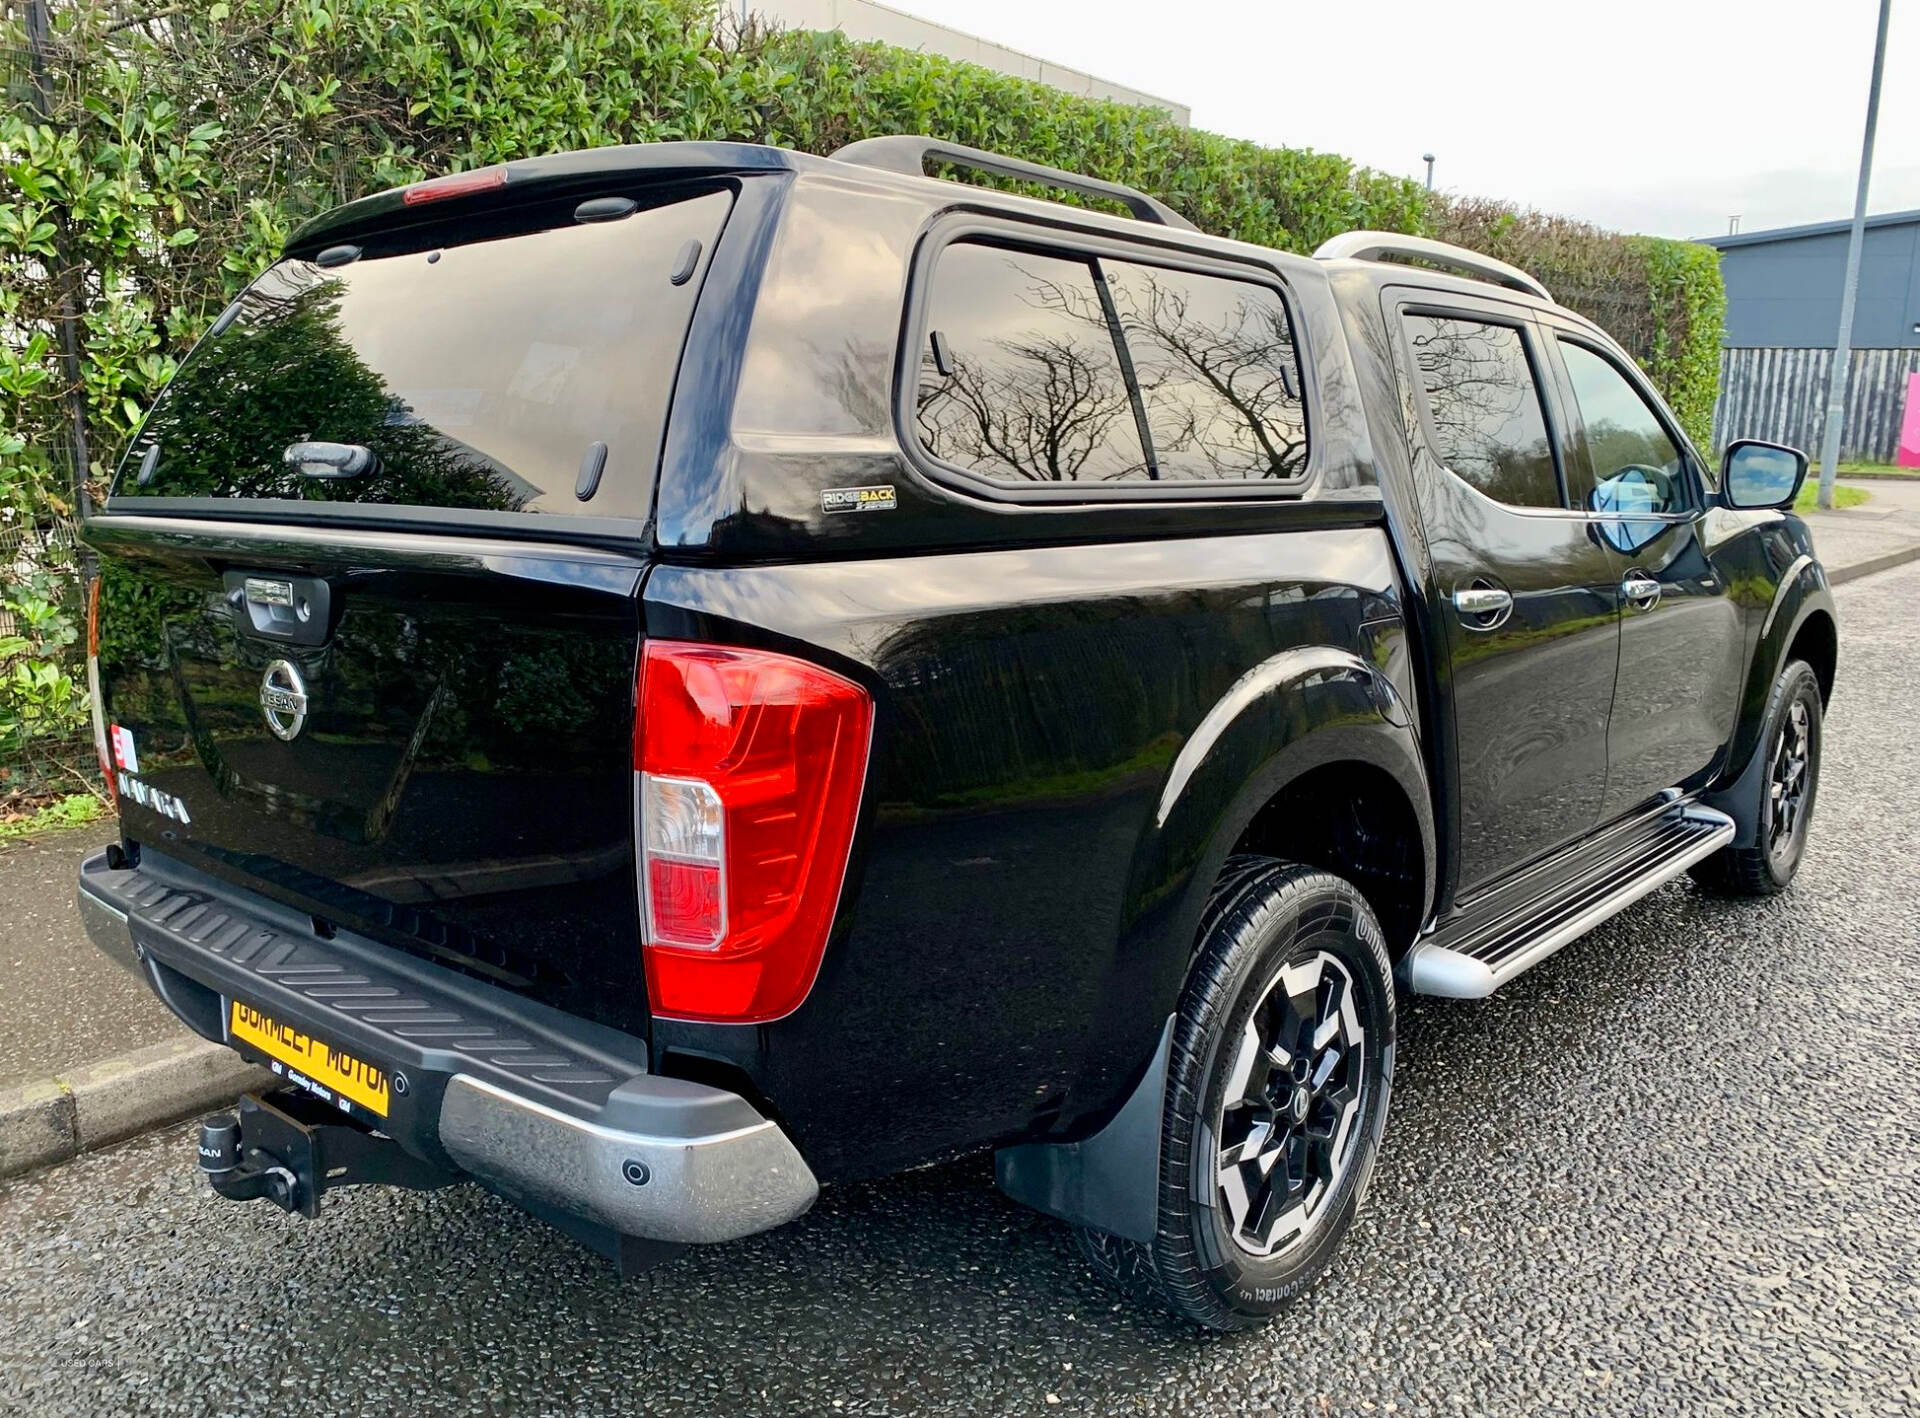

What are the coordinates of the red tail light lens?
(85, 577, 116, 808)
(637, 641, 872, 1023)
(401, 166, 508, 205)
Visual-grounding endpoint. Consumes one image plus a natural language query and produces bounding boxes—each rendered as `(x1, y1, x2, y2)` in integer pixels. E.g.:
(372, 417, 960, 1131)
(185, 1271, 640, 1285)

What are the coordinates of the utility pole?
(1422, 153, 1435, 192)
(1815, 0, 1893, 510)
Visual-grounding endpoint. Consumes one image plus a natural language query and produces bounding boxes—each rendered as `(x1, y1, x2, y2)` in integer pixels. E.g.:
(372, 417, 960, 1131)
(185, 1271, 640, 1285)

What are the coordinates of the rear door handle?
(1453, 585, 1513, 620)
(1621, 574, 1662, 611)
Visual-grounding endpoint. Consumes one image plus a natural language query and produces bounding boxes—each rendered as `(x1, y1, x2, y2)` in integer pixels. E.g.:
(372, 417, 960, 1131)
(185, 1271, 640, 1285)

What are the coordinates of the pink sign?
(1901, 372, 1920, 468)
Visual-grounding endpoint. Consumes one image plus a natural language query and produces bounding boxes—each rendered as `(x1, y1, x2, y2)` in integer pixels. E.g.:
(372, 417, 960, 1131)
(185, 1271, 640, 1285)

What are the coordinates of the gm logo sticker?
(821, 484, 897, 515)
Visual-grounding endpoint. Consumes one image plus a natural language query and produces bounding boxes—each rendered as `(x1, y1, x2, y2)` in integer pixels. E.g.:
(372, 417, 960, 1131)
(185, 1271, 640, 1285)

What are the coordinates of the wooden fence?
(1712, 346, 1920, 464)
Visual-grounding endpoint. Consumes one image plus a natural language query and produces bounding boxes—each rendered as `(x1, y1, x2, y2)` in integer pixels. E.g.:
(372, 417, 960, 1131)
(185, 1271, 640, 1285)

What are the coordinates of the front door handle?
(1454, 585, 1513, 620)
(1621, 573, 1662, 611)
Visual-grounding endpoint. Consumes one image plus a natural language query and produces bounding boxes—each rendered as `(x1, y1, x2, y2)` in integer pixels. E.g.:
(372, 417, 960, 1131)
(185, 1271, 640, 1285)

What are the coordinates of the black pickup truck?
(76, 137, 1835, 1330)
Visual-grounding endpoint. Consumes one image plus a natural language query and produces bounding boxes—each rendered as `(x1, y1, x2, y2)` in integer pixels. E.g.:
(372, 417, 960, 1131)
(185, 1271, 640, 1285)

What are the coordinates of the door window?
(1558, 340, 1690, 552)
(1401, 314, 1561, 508)
(1559, 341, 1687, 503)
(915, 243, 1150, 484)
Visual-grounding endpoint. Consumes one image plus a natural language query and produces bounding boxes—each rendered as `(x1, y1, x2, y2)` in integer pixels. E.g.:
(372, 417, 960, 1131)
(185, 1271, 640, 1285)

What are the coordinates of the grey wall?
(750, 0, 1190, 123)
(1712, 218, 1920, 349)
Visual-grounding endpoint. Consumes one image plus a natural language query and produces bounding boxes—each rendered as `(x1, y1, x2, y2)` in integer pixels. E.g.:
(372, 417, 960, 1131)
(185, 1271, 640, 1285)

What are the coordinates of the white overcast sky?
(885, 0, 1919, 239)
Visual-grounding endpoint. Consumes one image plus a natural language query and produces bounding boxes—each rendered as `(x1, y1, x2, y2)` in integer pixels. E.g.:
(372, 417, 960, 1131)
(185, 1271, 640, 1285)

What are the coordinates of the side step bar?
(1406, 801, 1735, 999)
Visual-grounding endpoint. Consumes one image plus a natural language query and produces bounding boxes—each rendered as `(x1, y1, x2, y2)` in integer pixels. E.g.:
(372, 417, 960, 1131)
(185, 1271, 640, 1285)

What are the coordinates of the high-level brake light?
(401, 167, 508, 206)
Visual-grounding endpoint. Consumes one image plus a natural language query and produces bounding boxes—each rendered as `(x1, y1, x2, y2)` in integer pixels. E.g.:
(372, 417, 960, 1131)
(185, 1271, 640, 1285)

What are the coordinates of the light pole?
(1815, 0, 1893, 509)
(1422, 153, 1435, 192)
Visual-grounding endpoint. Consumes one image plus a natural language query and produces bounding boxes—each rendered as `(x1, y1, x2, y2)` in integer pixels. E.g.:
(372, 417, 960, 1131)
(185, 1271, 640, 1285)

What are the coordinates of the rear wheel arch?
(996, 659, 1434, 1252)
(1083, 660, 1434, 1131)
(1223, 758, 1429, 961)
(1139, 647, 1436, 959)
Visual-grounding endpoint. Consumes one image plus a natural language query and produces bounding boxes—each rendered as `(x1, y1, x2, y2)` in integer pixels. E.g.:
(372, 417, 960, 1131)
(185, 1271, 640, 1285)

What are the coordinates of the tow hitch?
(198, 1088, 454, 1218)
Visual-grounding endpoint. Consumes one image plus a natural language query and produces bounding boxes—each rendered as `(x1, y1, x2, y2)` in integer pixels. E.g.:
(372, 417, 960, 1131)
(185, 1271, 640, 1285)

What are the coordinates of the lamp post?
(1815, 0, 1893, 510)
(1422, 153, 1435, 192)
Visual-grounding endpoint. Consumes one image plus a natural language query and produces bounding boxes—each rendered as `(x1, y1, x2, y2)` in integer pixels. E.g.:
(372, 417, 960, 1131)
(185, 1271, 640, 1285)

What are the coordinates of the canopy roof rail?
(830, 135, 1199, 233)
(1313, 230, 1552, 302)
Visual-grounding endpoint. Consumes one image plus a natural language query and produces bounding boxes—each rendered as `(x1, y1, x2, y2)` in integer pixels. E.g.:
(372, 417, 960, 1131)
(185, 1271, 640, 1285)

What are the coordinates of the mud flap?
(993, 1017, 1172, 1245)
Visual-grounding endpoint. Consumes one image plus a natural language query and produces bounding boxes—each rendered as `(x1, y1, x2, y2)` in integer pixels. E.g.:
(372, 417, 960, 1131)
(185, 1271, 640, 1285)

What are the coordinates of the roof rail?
(1312, 231, 1552, 302)
(829, 135, 1199, 233)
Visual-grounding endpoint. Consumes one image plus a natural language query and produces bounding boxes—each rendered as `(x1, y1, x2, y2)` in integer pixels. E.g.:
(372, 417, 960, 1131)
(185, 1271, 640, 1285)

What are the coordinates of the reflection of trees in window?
(916, 244, 1313, 485)
(915, 253, 1144, 482)
(130, 264, 528, 512)
(1103, 264, 1308, 479)
(1558, 342, 1681, 491)
(1403, 315, 1559, 509)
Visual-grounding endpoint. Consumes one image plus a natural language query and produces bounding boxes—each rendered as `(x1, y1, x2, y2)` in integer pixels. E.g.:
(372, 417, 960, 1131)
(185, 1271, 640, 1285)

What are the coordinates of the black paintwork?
(86, 142, 1837, 1189)
(89, 516, 650, 1036)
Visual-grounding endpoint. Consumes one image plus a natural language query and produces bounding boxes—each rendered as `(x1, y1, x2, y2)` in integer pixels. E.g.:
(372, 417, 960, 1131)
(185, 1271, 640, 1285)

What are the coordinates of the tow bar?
(198, 1088, 454, 1218)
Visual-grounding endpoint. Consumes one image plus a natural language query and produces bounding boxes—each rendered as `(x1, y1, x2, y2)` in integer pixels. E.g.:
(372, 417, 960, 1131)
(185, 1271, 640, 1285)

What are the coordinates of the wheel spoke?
(1219, 1117, 1273, 1168)
(1221, 1020, 1265, 1110)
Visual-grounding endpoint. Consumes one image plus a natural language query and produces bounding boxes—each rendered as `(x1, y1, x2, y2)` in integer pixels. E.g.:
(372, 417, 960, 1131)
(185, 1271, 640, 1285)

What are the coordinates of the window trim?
(896, 213, 1321, 504)
(1543, 328, 1708, 520)
(1391, 298, 1572, 514)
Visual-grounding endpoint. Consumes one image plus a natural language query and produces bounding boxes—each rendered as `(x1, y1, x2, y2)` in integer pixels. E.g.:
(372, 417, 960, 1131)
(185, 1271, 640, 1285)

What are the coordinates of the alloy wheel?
(1214, 951, 1369, 1258)
(1767, 697, 1812, 861)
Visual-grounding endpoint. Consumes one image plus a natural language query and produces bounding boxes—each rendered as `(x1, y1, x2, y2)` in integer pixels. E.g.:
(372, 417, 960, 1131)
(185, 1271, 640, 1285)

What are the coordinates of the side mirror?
(1721, 439, 1808, 510)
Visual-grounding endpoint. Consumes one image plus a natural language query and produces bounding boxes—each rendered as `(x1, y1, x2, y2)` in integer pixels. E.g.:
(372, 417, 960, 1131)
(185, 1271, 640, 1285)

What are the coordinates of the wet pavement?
(0, 825, 177, 1088)
(1, 563, 1916, 1417)
(1801, 477, 1920, 576)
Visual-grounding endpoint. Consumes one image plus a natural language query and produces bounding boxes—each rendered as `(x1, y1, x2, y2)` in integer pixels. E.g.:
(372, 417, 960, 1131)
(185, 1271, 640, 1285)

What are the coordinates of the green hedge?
(2, 0, 1723, 516)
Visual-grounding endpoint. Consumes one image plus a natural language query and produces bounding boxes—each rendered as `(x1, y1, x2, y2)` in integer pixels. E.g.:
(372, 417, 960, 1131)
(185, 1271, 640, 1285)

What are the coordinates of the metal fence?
(1712, 346, 1920, 463)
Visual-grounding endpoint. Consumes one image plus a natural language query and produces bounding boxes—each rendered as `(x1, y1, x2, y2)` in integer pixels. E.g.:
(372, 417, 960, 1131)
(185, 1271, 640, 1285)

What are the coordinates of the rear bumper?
(76, 848, 816, 1245)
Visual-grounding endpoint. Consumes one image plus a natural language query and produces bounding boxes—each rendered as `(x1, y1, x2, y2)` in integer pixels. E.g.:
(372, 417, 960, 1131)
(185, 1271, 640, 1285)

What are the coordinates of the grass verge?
(0, 792, 108, 844)
(1796, 483, 1869, 511)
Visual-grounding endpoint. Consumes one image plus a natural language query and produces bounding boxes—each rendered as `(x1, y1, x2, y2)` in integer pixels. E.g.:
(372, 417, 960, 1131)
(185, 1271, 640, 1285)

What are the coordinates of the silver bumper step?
(1407, 801, 1735, 999)
(76, 848, 818, 1244)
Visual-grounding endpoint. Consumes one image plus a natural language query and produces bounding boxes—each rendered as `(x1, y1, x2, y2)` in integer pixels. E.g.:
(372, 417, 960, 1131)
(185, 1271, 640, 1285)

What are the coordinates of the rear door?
(1387, 290, 1624, 893)
(90, 183, 736, 1038)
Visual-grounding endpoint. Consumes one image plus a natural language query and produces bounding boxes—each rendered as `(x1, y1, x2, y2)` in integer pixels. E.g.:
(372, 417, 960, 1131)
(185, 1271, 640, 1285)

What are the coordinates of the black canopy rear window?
(115, 186, 733, 520)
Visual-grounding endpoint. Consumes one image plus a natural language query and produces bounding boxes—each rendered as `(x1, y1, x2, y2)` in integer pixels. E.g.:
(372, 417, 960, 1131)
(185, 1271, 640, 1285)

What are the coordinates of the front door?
(1390, 293, 1623, 895)
(1541, 325, 1746, 816)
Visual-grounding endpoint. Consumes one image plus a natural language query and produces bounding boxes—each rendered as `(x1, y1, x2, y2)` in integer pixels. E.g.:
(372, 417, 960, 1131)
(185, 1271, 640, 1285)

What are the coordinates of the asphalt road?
(0, 824, 175, 1088)
(4, 562, 1918, 1418)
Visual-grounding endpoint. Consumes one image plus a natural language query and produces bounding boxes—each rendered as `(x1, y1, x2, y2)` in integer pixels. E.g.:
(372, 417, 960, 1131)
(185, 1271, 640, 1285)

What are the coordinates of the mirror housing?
(1721, 439, 1808, 510)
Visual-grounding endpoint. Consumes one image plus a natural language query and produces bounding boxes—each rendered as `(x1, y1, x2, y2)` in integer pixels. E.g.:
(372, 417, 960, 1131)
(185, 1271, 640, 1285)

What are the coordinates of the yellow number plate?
(228, 1000, 390, 1118)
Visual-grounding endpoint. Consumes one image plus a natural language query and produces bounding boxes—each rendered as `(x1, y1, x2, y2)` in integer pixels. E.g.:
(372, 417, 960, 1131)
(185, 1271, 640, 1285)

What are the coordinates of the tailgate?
(89, 521, 650, 1035)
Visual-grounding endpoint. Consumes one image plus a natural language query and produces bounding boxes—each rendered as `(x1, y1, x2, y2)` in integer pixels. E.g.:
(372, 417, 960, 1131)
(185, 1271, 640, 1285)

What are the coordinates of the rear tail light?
(636, 641, 872, 1023)
(85, 576, 115, 808)
(401, 166, 508, 206)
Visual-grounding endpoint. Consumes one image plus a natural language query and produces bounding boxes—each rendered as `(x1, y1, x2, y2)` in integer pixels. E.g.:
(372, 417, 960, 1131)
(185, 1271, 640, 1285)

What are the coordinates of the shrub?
(4, 0, 1722, 519)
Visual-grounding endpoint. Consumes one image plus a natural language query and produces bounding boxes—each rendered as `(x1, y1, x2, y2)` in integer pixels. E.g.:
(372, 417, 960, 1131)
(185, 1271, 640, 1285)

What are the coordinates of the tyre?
(1691, 659, 1823, 897)
(1078, 858, 1395, 1330)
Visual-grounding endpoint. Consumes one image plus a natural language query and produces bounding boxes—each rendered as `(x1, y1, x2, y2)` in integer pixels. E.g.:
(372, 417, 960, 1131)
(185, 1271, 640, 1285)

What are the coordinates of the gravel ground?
(2, 563, 1917, 1417)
